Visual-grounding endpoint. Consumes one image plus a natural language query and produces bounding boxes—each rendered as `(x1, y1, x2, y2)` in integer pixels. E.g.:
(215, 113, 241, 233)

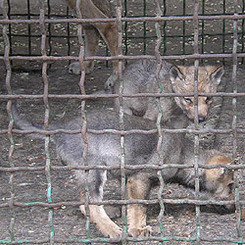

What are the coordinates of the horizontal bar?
(0, 162, 242, 173)
(0, 14, 245, 25)
(0, 92, 245, 101)
(0, 198, 240, 209)
(0, 236, 244, 244)
(4, 11, 245, 18)
(0, 53, 245, 62)
(3, 30, 242, 40)
(0, 127, 245, 136)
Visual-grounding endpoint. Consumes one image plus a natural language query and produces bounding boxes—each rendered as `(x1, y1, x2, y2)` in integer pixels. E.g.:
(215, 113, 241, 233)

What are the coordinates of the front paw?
(68, 61, 94, 75)
(128, 225, 152, 237)
(107, 226, 123, 239)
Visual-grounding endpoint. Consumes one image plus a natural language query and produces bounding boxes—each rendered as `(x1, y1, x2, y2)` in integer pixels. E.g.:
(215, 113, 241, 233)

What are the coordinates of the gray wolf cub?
(12, 106, 234, 238)
(112, 60, 224, 124)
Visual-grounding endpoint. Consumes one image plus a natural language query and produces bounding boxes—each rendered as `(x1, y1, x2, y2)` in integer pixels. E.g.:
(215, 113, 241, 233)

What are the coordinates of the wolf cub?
(111, 60, 224, 124)
(13, 105, 234, 238)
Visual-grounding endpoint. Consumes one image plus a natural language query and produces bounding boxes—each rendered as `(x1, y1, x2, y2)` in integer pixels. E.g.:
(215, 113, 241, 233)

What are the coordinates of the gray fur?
(113, 59, 177, 121)
(110, 60, 225, 127)
(12, 105, 232, 203)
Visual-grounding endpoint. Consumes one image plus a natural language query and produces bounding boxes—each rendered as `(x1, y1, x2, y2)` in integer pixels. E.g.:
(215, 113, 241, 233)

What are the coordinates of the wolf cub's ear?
(170, 65, 186, 83)
(208, 66, 225, 85)
(219, 167, 229, 179)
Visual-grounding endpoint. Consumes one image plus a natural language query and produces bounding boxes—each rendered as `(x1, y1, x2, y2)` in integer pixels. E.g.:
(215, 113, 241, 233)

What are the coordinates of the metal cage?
(0, 0, 245, 244)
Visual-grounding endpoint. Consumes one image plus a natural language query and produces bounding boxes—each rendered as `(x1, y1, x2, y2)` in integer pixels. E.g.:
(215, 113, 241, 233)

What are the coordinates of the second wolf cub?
(12, 105, 234, 238)
(112, 60, 224, 124)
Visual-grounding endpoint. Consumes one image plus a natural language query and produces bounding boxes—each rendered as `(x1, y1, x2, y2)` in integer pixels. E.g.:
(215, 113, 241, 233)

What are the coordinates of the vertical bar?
(27, 0, 31, 55)
(162, 0, 167, 55)
(193, 0, 201, 243)
(143, 0, 146, 54)
(0, 0, 15, 242)
(124, 0, 128, 58)
(154, 0, 165, 238)
(39, 0, 54, 243)
(222, 0, 226, 65)
(201, 0, 205, 61)
(6, 0, 12, 56)
(182, 0, 186, 64)
(231, 0, 242, 242)
(241, 0, 245, 64)
(75, 0, 91, 240)
(115, 0, 126, 243)
(47, 0, 52, 57)
(66, 6, 71, 60)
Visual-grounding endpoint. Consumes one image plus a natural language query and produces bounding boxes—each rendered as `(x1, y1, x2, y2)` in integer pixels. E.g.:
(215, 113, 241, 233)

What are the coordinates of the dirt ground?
(0, 0, 245, 244)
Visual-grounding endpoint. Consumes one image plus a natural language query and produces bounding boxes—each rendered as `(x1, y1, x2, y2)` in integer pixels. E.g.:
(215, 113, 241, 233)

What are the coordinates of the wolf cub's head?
(205, 155, 234, 211)
(170, 65, 224, 123)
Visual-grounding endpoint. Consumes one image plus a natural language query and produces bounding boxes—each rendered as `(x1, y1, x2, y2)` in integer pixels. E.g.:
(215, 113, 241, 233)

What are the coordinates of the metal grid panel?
(0, 0, 245, 63)
(0, 0, 245, 244)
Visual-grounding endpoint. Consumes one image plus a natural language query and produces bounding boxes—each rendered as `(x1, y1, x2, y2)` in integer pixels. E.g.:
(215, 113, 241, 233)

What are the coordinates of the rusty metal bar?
(154, 0, 165, 238)
(1, 127, 245, 136)
(231, 0, 243, 242)
(27, 0, 32, 55)
(193, 0, 201, 242)
(39, 0, 55, 243)
(115, 0, 127, 242)
(0, 91, 245, 100)
(0, 236, 244, 245)
(0, 14, 245, 25)
(74, 0, 92, 240)
(1, 161, 244, 173)
(0, 236, 245, 244)
(0, 198, 240, 209)
(1, 53, 245, 62)
(0, 0, 15, 242)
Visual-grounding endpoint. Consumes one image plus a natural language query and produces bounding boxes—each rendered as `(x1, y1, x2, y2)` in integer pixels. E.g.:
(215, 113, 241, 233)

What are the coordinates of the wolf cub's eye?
(184, 98, 192, 104)
(228, 183, 234, 191)
(205, 97, 212, 103)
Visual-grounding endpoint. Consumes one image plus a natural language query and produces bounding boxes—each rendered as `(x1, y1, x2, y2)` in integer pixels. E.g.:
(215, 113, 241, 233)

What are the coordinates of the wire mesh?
(0, 0, 245, 244)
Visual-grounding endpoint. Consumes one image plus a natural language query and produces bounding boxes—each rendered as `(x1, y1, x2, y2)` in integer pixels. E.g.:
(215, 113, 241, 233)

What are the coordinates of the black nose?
(198, 116, 205, 123)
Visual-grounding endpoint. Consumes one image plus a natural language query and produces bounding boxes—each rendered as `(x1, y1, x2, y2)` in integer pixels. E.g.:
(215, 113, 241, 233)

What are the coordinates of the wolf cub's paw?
(68, 61, 94, 74)
(186, 122, 215, 146)
(68, 62, 81, 75)
(128, 225, 152, 237)
(107, 226, 123, 238)
(104, 73, 117, 91)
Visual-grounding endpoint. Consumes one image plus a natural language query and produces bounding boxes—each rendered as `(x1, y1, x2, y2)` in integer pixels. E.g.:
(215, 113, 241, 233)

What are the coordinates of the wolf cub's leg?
(68, 28, 100, 74)
(78, 170, 122, 238)
(84, 27, 100, 73)
(96, 22, 120, 73)
(80, 202, 122, 238)
(127, 173, 152, 237)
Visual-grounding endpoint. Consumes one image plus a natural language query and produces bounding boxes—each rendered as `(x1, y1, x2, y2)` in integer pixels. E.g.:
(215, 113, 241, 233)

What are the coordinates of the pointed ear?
(169, 65, 186, 83)
(220, 168, 227, 178)
(208, 66, 225, 85)
(219, 167, 233, 180)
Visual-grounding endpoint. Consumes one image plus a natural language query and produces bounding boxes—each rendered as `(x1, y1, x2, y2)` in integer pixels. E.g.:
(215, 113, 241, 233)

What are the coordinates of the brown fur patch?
(175, 66, 219, 92)
(205, 155, 234, 206)
(66, 0, 119, 73)
(127, 175, 152, 237)
(206, 155, 232, 182)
